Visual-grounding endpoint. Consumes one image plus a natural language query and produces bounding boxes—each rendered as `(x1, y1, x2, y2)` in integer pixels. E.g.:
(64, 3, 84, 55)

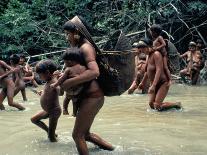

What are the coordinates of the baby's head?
(35, 59, 57, 82)
(188, 41, 197, 52)
(62, 47, 86, 67)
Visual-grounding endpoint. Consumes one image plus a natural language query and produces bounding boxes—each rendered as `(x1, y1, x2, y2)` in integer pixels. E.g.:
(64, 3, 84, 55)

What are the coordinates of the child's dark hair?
(62, 48, 86, 66)
(150, 24, 162, 35)
(10, 54, 20, 64)
(35, 59, 57, 74)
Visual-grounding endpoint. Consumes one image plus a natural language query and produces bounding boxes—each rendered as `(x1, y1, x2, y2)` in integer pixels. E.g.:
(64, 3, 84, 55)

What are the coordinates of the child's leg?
(31, 110, 49, 133)
(63, 95, 71, 115)
(21, 88, 27, 101)
(48, 109, 61, 142)
(7, 83, 25, 110)
(163, 56, 171, 81)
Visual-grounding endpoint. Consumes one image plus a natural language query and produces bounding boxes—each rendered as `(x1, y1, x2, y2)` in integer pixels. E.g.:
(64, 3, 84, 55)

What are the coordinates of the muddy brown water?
(0, 84, 207, 155)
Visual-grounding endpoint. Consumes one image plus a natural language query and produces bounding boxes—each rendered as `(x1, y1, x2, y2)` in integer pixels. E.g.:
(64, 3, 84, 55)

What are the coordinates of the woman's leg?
(154, 82, 181, 111)
(72, 96, 113, 155)
(7, 82, 25, 110)
(191, 70, 200, 85)
(21, 88, 27, 101)
(0, 89, 6, 110)
(148, 90, 156, 109)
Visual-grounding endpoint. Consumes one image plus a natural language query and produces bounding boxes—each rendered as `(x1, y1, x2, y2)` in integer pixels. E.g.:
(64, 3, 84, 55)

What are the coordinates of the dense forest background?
(0, 0, 207, 60)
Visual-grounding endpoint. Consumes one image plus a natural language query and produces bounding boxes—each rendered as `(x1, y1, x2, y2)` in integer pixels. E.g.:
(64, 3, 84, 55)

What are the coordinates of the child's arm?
(138, 72, 148, 90)
(50, 68, 70, 88)
(154, 36, 166, 51)
(179, 51, 189, 58)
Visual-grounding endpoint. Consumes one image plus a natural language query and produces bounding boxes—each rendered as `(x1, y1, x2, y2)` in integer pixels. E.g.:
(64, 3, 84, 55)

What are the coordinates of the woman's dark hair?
(150, 24, 162, 35)
(136, 38, 153, 48)
(35, 59, 57, 74)
(62, 48, 86, 66)
(10, 54, 20, 64)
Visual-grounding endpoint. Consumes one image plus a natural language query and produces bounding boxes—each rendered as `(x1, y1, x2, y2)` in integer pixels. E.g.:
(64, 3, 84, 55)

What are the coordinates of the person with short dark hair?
(137, 38, 181, 111)
(31, 59, 62, 142)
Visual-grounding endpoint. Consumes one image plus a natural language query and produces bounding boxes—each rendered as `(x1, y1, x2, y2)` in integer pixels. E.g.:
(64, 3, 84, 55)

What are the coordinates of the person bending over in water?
(150, 24, 171, 85)
(128, 52, 149, 94)
(10, 54, 27, 101)
(138, 38, 181, 111)
(0, 60, 25, 110)
(31, 60, 62, 142)
(50, 48, 87, 116)
(179, 41, 203, 85)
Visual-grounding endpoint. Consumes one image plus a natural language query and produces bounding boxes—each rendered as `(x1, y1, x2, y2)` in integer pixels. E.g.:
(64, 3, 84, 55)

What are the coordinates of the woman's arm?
(0, 60, 12, 70)
(61, 43, 99, 89)
(0, 69, 14, 79)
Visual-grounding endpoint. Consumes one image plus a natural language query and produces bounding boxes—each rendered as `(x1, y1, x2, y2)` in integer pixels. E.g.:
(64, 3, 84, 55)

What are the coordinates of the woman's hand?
(148, 85, 155, 94)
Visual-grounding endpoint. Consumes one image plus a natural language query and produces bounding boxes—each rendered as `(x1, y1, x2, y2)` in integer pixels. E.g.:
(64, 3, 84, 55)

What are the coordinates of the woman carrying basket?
(61, 16, 114, 155)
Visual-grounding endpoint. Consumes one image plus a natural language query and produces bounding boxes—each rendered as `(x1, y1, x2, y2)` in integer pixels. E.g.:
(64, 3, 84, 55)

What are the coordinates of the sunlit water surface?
(0, 84, 207, 155)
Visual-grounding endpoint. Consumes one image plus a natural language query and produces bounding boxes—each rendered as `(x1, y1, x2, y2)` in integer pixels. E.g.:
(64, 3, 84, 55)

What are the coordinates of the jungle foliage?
(0, 0, 207, 59)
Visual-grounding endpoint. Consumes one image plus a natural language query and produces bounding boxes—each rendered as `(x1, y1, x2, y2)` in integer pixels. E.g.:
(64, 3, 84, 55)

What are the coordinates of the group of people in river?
(0, 16, 206, 155)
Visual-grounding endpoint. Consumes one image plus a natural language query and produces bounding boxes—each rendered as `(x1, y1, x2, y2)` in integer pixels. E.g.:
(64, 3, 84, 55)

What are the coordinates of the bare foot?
(63, 109, 69, 115)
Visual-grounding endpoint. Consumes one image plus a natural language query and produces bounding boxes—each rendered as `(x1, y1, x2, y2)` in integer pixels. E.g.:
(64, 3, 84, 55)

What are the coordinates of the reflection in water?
(0, 84, 207, 155)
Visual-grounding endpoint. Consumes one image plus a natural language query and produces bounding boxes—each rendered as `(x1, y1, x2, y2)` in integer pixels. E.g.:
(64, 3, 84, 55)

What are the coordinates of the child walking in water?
(50, 48, 87, 116)
(0, 60, 25, 110)
(150, 24, 171, 84)
(31, 60, 62, 142)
